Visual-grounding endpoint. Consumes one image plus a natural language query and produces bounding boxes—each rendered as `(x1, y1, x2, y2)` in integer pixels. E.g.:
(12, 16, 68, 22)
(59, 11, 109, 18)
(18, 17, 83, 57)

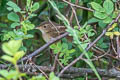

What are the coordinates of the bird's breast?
(42, 33, 52, 42)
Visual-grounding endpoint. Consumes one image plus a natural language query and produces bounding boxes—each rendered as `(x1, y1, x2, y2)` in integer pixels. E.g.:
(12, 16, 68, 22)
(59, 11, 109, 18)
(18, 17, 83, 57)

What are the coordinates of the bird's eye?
(43, 25, 47, 28)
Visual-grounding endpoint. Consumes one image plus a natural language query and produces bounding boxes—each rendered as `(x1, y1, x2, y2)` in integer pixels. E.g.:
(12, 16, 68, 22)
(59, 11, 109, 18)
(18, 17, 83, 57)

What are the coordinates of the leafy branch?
(48, 0, 101, 79)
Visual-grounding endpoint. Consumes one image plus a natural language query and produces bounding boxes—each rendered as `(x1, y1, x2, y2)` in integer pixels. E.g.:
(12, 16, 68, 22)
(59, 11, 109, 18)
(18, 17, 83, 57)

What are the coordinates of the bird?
(36, 21, 71, 42)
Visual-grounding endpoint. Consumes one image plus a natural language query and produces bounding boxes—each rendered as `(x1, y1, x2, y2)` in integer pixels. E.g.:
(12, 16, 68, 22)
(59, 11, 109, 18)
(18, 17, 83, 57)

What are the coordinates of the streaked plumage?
(36, 21, 72, 42)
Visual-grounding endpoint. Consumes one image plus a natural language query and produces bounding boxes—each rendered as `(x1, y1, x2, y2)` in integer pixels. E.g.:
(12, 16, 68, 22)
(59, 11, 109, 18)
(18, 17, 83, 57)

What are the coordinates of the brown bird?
(36, 21, 70, 42)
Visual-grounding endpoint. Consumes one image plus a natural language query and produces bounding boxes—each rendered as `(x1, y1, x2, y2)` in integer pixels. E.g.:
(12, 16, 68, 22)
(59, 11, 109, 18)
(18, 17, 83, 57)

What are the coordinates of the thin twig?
(116, 36, 120, 57)
(71, 6, 81, 28)
(52, 53, 60, 71)
(62, 0, 94, 12)
(92, 46, 119, 61)
(30, 61, 49, 79)
(91, 48, 110, 61)
(56, 58, 64, 68)
(69, 0, 79, 25)
(111, 39, 118, 55)
(64, 0, 71, 18)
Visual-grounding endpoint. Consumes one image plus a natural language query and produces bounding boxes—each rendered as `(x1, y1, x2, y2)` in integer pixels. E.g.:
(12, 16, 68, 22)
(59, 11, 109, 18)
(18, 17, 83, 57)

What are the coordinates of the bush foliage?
(0, 0, 120, 80)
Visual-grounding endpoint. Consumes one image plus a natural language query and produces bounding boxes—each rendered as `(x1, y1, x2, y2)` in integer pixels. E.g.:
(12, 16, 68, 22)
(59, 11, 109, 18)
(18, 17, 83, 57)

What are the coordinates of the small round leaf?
(7, 12, 20, 22)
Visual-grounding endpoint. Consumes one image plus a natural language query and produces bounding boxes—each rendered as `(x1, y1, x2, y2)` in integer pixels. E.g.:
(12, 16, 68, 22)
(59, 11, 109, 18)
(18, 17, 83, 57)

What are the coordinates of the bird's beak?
(35, 27, 42, 32)
(35, 27, 39, 29)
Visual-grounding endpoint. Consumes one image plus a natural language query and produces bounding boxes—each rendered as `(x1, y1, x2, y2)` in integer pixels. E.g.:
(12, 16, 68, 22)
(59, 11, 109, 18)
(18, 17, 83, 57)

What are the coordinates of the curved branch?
(18, 32, 69, 63)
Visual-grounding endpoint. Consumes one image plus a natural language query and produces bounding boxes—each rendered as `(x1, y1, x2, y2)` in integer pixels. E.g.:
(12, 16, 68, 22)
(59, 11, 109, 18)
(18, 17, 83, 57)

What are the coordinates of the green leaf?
(112, 0, 117, 2)
(94, 11, 107, 19)
(81, 43, 88, 49)
(59, 53, 64, 57)
(31, 2, 39, 11)
(7, 1, 21, 12)
(50, 44, 56, 49)
(7, 7, 13, 11)
(88, 51, 93, 58)
(99, 43, 108, 48)
(68, 49, 75, 53)
(7, 70, 19, 79)
(57, 42, 62, 48)
(88, 32, 95, 37)
(88, 18, 100, 24)
(103, 0, 114, 15)
(71, 0, 76, 3)
(30, 75, 46, 80)
(112, 11, 118, 18)
(11, 22, 20, 28)
(24, 34, 34, 39)
(21, 20, 35, 33)
(103, 17, 112, 23)
(49, 72, 59, 80)
(2, 55, 16, 64)
(2, 43, 14, 56)
(98, 20, 107, 28)
(62, 43, 68, 49)
(90, 2, 105, 12)
(0, 77, 5, 80)
(57, 2, 67, 8)
(2, 40, 22, 56)
(0, 23, 7, 27)
(27, 0, 31, 7)
(14, 51, 25, 61)
(28, 13, 37, 18)
(0, 70, 9, 78)
(7, 12, 20, 22)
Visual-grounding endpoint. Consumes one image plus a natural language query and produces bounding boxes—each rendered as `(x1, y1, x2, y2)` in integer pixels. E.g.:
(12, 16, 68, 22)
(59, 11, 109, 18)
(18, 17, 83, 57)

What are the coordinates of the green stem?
(14, 63, 22, 80)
